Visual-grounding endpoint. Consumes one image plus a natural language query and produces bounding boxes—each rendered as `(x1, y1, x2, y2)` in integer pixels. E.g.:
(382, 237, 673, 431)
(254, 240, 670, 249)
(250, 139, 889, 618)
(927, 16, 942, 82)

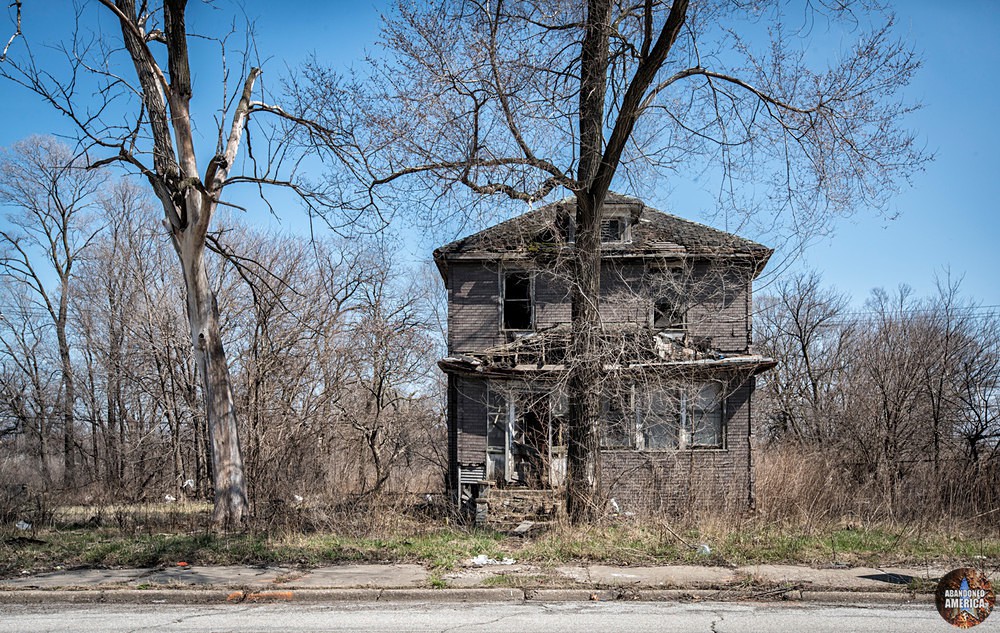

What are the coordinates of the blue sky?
(0, 1, 996, 308)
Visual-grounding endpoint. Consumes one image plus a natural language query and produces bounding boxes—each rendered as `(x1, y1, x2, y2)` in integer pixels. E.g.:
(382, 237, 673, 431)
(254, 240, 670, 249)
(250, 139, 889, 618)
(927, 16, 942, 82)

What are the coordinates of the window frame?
(683, 382, 725, 450)
(600, 388, 634, 449)
(636, 382, 727, 451)
(652, 298, 686, 332)
(600, 216, 631, 244)
(500, 269, 534, 331)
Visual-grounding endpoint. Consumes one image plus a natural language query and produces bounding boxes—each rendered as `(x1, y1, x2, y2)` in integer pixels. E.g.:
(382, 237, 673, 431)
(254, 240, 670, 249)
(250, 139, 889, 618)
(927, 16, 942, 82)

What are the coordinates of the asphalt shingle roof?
(433, 193, 771, 261)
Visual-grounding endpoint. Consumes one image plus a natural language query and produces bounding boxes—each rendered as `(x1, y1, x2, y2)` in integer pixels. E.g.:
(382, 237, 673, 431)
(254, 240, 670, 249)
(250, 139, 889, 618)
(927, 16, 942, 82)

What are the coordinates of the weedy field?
(2, 496, 998, 578)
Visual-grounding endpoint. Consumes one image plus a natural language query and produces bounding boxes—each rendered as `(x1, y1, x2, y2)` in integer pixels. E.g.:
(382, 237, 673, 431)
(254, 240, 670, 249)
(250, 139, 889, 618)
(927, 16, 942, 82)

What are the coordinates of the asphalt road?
(0, 601, 966, 632)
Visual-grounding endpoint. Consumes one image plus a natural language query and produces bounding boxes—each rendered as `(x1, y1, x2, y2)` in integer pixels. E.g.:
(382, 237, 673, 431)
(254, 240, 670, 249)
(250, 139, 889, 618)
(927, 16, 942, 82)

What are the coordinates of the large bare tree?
(293, 0, 928, 521)
(0, 1, 334, 526)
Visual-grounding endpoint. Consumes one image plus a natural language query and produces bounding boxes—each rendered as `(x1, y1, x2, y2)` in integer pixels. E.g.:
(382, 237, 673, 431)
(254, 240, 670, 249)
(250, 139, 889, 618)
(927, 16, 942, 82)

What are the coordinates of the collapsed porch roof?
(438, 324, 776, 378)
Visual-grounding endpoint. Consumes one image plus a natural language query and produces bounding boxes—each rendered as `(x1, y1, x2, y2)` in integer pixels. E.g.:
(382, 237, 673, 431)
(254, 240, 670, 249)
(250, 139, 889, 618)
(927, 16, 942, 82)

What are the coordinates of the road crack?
(710, 610, 725, 633)
(125, 605, 255, 633)
(439, 612, 519, 633)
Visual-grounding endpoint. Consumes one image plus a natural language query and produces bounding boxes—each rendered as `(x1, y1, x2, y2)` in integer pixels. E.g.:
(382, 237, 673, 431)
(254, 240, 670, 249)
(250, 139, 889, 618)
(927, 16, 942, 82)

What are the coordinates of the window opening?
(502, 271, 532, 330)
(601, 391, 633, 449)
(600, 217, 628, 243)
(641, 389, 679, 449)
(653, 298, 685, 331)
(688, 382, 723, 448)
(639, 383, 725, 450)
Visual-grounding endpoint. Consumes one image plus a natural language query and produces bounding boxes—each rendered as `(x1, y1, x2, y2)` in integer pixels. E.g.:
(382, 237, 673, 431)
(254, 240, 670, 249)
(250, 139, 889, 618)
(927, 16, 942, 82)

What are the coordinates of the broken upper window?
(600, 217, 628, 243)
(556, 212, 575, 244)
(653, 298, 685, 331)
(502, 271, 533, 330)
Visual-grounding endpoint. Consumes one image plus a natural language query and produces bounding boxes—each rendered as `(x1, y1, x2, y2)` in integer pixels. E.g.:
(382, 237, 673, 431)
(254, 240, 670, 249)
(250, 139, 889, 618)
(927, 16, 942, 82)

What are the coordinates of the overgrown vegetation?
(756, 273, 1000, 521)
(2, 486, 998, 578)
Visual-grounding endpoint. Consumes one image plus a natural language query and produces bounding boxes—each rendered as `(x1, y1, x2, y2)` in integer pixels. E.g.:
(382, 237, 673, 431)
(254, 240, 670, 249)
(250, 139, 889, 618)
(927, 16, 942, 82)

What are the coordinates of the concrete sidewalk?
(0, 560, 958, 604)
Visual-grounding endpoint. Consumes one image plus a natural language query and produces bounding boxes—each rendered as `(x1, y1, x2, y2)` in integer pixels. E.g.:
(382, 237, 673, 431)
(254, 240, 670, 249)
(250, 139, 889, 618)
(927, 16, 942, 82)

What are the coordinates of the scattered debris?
(697, 544, 712, 556)
(469, 554, 515, 566)
(164, 494, 176, 503)
(610, 498, 621, 514)
(14, 520, 30, 531)
(181, 479, 195, 490)
(512, 521, 535, 535)
(292, 494, 304, 503)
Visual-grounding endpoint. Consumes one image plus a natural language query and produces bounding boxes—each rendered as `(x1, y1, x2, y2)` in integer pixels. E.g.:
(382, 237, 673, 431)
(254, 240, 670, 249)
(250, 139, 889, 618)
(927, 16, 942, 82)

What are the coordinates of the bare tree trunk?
(566, 190, 605, 522)
(176, 240, 247, 527)
(565, 0, 612, 523)
(56, 321, 76, 486)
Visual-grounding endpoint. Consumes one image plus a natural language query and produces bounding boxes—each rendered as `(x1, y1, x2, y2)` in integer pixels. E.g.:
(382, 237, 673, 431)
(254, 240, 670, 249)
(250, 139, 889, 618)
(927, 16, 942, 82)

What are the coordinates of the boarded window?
(502, 272, 532, 330)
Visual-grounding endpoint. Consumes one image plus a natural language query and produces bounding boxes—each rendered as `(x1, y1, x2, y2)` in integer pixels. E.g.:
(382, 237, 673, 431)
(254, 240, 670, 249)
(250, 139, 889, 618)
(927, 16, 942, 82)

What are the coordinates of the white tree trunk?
(176, 235, 247, 527)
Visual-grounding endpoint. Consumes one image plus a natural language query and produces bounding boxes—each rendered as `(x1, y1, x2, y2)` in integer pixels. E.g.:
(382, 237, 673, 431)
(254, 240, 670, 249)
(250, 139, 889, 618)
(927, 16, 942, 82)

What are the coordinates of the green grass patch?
(3, 510, 999, 577)
(0, 525, 510, 576)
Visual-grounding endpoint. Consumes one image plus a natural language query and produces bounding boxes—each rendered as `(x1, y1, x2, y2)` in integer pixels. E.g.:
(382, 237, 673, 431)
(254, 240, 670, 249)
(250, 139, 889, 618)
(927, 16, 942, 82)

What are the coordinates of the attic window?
(502, 271, 533, 330)
(556, 212, 575, 243)
(601, 217, 628, 243)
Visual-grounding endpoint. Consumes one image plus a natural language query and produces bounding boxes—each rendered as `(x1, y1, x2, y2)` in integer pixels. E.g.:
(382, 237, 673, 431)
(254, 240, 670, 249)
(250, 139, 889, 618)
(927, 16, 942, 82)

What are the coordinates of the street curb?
(0, 587, 934, 606)
(797, 590, 933, 605)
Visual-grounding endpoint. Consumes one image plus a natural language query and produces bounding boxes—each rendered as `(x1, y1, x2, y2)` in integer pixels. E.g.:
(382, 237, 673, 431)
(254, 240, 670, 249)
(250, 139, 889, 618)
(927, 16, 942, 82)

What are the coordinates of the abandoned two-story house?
(434, 193, 775, 516)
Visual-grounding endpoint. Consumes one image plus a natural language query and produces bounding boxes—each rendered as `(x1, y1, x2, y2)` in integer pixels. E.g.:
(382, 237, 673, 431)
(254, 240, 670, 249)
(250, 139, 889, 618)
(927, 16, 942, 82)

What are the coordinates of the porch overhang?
(438, 353, 776, 378)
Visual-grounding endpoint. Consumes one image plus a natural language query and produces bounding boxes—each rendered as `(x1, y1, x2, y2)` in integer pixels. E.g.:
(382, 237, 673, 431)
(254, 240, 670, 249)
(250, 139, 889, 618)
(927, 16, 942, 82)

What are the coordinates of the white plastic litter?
(696, 543, 712, 556)
(164, 494, 176, 503)
(15, 520, 30, 531)
(470, 554, 516, 566)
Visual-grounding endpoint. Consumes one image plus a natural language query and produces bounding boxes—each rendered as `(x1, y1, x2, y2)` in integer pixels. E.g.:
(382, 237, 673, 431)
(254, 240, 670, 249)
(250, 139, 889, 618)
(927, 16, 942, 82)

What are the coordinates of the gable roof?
(433, 193, 772, 270)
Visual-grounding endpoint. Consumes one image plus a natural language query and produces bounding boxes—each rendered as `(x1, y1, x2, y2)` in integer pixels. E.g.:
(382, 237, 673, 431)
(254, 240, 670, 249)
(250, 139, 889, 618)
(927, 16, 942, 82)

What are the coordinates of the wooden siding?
(448, 262, 502, 353)
(455, 376, 487, 465)
(445, 258, 754, 355)
(534, 270, 571, 327)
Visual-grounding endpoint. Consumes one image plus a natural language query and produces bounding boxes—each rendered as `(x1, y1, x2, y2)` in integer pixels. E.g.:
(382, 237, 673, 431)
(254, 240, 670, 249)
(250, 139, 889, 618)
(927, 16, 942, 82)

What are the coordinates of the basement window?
(502, 271, 533, 330)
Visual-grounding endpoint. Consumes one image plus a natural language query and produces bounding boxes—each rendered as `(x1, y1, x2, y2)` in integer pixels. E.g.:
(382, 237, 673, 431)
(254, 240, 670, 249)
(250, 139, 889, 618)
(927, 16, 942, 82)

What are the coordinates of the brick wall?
(685, 261, 752, 353)
(601, 379, 754, 514)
